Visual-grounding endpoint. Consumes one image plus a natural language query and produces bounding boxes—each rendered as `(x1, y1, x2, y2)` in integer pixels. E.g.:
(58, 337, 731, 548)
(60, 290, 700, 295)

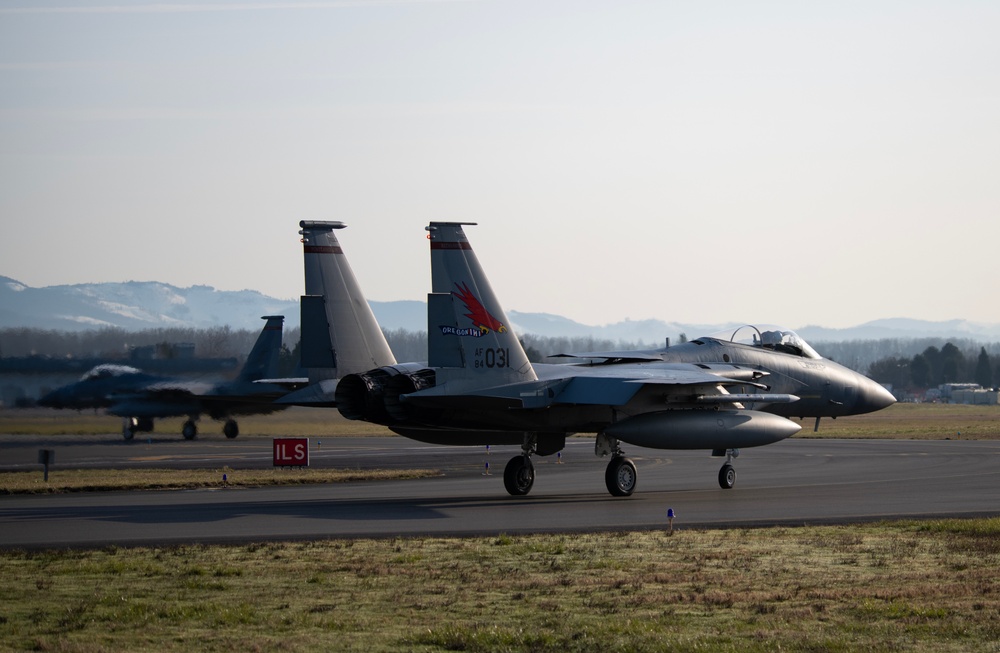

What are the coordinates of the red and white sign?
(273, 437, 309, 467)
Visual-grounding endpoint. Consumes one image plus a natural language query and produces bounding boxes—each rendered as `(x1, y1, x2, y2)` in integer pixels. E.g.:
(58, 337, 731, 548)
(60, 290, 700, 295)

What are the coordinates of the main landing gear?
(504, 433, 538, 496)
(182, 418, 240, 440)
(714, 448, 740, 489)
(503, 454, 534, 496)
(122, 417, 154, 441)
(605, 455, 638, 497)
(596, 432, 637, 497)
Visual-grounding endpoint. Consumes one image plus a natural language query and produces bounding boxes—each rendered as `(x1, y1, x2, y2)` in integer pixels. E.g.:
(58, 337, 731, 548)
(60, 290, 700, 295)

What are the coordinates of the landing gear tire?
(122, 418, 136, 441)
(503, 455, 535, 496)
(223, 419, 239, 439)
(719, 463, 736, 489)
(182, 420, 198, 440)
(605, 456, 637, 497)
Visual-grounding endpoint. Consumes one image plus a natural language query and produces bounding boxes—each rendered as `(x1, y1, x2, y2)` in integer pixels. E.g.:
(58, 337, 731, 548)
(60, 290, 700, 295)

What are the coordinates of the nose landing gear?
(715, 448, 740, 489)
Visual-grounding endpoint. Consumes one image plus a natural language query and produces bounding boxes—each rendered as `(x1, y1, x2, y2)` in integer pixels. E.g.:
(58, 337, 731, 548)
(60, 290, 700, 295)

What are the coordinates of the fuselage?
(656, 337, 895, 419)
(370, 332, 895, 437)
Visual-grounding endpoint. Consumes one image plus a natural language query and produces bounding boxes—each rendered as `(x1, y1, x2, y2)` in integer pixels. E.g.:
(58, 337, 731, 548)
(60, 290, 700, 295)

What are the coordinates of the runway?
(2, 435, 999, 548)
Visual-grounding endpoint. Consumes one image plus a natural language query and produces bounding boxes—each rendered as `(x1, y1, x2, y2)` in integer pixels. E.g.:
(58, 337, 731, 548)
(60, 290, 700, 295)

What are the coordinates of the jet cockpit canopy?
(81, 364, 142, 382)
(705, 325, 822, 360)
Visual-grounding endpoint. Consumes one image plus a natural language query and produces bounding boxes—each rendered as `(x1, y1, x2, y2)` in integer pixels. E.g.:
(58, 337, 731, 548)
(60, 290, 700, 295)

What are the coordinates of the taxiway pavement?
(1, 435, 998, 548)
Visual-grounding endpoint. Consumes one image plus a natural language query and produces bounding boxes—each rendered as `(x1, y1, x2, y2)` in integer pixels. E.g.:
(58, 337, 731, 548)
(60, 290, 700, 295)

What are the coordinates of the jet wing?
(107, 381, 208, 402)
(550, 351, 665, 362)
(552, 369, 761, 405)
(401, 364, 785, 410)
(107, 377, 296, 416)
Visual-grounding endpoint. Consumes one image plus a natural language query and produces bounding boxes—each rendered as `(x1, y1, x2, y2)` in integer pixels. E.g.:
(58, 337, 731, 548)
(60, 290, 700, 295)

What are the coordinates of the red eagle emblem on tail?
(453, 282, 506, 334)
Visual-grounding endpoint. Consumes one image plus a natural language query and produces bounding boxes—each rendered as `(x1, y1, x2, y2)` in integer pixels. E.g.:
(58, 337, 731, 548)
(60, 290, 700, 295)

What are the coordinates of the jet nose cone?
(857, 378, 896, 414)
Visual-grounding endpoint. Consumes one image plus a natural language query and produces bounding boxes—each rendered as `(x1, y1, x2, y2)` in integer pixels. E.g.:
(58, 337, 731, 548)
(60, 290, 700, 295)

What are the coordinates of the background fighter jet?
(334, 222, 896, 497)
(39, 220, 396, 439)
(39, 315, 301, 440)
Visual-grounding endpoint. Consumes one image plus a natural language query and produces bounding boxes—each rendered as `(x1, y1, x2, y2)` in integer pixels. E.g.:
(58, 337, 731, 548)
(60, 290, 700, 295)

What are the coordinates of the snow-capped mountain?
(2, 276, 999, 342)
(0, 276, 298, 331)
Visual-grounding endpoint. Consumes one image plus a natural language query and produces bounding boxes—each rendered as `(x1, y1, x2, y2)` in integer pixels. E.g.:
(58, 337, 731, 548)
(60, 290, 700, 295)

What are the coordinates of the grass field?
(2, 405, 999, 650)
(1, 520, 999, 652)
(797, 402, 1000, 440)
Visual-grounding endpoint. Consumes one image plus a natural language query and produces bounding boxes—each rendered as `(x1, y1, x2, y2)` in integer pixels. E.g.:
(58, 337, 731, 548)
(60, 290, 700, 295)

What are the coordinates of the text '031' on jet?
(327, 222, 895, 498)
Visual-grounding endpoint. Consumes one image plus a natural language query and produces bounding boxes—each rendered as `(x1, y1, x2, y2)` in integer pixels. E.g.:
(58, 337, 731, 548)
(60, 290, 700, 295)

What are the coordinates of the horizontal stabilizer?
(276, 378, 339, 407)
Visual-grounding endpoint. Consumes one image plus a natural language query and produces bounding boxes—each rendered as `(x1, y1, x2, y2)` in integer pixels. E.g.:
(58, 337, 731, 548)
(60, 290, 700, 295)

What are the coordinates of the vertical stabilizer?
(426, 222, 536, 389)
(298, 221, 395, 382)
(238, 315, 284, 382)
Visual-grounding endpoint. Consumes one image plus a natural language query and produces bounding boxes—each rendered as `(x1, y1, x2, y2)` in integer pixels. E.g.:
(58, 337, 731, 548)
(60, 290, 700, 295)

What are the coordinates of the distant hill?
(3, 276, 999, 342)
(0, 276, 299, 332)
(797, 318, 1000, 342)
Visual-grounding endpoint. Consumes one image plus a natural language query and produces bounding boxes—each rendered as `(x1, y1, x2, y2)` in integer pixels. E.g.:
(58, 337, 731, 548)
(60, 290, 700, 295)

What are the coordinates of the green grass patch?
(2, 522, 1000, 651)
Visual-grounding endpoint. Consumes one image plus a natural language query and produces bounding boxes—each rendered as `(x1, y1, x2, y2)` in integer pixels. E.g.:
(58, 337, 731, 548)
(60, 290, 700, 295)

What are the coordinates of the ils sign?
(273, 437, 309, 467)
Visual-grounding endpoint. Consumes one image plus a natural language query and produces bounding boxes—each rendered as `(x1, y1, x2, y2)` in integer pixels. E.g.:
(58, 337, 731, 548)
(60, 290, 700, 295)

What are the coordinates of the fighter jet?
(39, 220, 398, 439)
(334, 222, 896, 497)
(39, 315, 301, 440)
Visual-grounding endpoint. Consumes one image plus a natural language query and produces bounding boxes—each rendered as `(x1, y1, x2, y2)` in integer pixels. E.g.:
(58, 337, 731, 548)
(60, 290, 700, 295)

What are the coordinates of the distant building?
(951, 389, 999, 405)
(130, 345, 156, 361)
(938, 383, 981, 401)
(174, 343, 196, 359)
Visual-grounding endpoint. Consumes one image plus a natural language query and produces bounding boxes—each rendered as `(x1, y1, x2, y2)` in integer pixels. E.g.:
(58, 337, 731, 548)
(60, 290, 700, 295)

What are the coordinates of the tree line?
(865, 344, 998, 392)
(0, 326, 292, 360)
(2, 327, 998, 391)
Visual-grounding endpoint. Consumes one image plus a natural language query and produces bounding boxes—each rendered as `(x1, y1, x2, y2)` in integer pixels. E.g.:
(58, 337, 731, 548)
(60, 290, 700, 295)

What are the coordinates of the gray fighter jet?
(334, 222, 896, 497)
(39, 315, 299, 440)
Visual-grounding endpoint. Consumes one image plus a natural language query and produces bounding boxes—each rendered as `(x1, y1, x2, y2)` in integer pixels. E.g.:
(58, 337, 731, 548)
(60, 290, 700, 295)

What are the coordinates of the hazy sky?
(2, 0, 998, 330)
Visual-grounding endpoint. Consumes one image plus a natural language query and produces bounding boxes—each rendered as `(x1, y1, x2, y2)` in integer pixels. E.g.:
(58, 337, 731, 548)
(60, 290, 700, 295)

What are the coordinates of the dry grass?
(0, 467, 440, 495)
(0, 406, 394, 437)
(2, 520, 999, 651)
(798, 403, 1000, 440)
